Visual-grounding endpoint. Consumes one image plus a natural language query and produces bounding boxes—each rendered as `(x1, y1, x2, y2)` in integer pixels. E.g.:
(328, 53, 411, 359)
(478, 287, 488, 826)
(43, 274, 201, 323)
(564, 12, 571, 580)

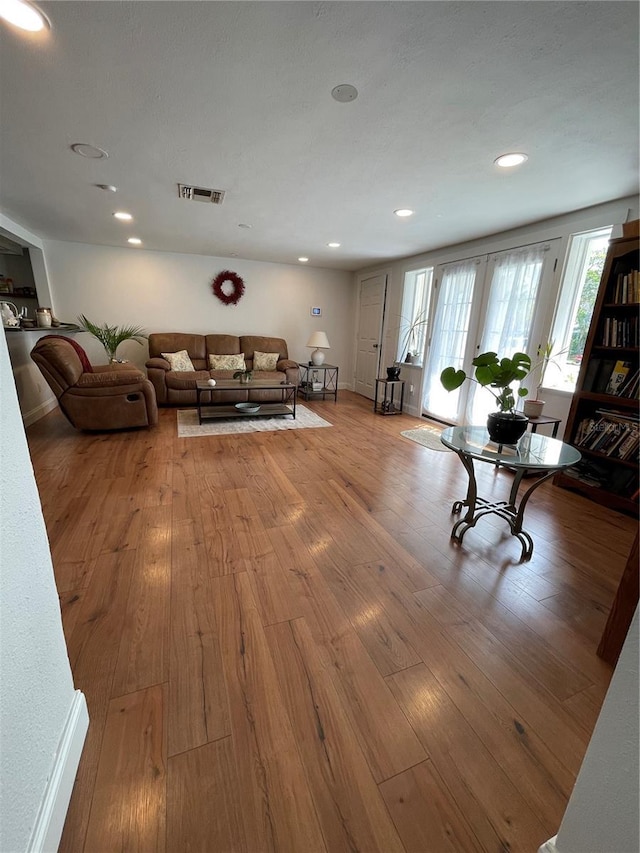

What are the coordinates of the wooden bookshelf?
(555, 226, 639, 515)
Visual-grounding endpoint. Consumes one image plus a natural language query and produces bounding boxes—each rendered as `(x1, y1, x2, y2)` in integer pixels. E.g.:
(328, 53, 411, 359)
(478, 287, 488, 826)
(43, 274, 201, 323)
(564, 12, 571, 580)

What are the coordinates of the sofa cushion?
(149, 333, 206, 361)
(253, 350, 279, 371)
(45, 335, 94, 373)
(161, 349, 195, 371)
(205, 334, 242, 356)
(240, 336, 288, 362)
(165, 370, 210, 391)
(208, 353, 246, 370)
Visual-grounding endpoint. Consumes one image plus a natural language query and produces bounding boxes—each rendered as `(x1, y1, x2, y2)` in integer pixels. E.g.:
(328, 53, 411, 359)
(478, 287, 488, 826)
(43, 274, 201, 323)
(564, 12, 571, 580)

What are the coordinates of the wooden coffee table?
(195, 380, 297, 424)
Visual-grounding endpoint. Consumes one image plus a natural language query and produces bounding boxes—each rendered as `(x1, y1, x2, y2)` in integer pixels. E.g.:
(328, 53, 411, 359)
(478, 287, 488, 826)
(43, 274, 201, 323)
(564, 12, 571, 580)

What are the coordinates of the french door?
(422, 257, 483, 421)
(422, 241, 559, 423)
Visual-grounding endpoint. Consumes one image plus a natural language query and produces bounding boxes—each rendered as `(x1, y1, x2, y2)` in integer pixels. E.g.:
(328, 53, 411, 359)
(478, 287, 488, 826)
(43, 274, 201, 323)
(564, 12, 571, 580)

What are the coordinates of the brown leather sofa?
(31, 336, 158, 431)
(146, 333, 300, 405)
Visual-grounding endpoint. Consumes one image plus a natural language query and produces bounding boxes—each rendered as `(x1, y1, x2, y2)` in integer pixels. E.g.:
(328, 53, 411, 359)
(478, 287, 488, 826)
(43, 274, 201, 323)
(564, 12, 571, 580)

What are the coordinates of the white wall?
(42, 240, 356, 375)
(0, 329, 85, 852)
(358, 196, 639, 420)
(540, 607, 639, 853)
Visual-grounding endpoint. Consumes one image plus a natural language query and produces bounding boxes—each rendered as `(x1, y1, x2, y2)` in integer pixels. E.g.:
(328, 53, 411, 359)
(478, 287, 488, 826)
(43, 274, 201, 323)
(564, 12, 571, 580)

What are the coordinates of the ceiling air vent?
(178, 184, 225, 204)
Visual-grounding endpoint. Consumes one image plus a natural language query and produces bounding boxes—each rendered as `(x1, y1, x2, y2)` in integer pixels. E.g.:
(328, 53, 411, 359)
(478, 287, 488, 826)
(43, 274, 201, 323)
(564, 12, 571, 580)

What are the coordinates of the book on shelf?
(616, 367, 640, 398)
(601, 314, 639, 347)
(613, 269, 640, 304)
(574, 409, 640, 460)
(605, 360, 631, 394)
(594, 407, 640, 422)
(563, 459, 638, 498)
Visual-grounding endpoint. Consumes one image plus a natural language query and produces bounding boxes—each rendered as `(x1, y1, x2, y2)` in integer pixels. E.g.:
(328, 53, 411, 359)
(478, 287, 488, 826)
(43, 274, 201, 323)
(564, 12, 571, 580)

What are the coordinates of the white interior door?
(355, 273, 387, 399)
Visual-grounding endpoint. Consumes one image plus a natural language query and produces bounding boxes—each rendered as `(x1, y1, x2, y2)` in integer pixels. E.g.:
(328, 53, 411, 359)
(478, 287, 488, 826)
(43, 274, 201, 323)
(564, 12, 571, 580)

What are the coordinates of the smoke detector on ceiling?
(178, 184, 225, 204)
(331, 84, 358, 103)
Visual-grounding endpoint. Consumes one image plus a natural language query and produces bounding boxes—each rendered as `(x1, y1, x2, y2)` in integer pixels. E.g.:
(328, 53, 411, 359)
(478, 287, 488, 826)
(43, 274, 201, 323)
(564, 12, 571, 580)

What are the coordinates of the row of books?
(605, 360, 640, 398)
(562, 459, 638, 498)
(584, 358, 640, 397)
(601, 315, 639, 348)
(609, 269, 640, 304)
(574, 410, 639, 460)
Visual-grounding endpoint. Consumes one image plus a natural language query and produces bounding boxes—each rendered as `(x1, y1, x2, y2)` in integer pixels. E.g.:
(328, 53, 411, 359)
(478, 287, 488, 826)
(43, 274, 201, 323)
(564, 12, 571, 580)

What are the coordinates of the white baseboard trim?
(403, 404, 421, 418)
(22, 397, 57, 427)
(27, 690, 89, 853)
(538, 835, 559, 853)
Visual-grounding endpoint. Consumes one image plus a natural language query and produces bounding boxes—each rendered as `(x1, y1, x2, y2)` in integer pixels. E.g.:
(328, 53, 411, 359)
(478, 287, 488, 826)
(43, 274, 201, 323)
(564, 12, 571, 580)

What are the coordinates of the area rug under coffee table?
(401, 425, 450, 452)
(177, 405, 332, 437)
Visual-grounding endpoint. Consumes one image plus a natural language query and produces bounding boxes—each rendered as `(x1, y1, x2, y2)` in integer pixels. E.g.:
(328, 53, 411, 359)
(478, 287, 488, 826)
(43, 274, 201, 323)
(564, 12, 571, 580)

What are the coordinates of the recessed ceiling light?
(394, 209, 414, 218)
(71, 143, 108, 159)
(494, 152, 528, 168)
(331, 84, 358, 103)
(96, 184, 117, 192)
(127, 237, 142, 245)
(327, 242, 341, 248)
(0, 0, 49, 31)
(298, 257, 309, 263)
(113, 211, 132, 221)
(238, 223, 252, 229)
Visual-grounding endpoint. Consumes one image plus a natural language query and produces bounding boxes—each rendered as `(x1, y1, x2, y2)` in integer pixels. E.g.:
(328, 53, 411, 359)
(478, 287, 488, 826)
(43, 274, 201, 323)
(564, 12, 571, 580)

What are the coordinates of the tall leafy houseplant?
(398, 311, 429, 364)
(78, 315, 147, 362)
(524, 341, 568, 416)
(441, 351, 532, 443)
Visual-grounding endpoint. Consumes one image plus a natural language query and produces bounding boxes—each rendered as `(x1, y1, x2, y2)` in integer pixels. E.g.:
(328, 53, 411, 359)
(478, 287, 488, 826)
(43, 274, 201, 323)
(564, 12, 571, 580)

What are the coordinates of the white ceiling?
(0, 1, 638, 271)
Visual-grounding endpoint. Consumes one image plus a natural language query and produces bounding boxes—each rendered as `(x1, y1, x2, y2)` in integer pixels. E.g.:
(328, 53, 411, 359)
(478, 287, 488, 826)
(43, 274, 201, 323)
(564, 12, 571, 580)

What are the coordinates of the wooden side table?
(527, 414, 562, 438)
(374, 378, 405, 415)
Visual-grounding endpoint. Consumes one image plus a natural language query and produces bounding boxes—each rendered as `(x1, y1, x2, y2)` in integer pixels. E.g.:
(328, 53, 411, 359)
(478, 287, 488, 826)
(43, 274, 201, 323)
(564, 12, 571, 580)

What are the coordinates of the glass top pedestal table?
(440, 426, 581, 561)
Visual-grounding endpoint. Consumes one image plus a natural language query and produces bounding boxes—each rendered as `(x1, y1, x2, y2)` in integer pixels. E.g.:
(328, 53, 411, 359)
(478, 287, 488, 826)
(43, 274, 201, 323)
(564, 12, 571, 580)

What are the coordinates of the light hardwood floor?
(26, 391, 635, 853)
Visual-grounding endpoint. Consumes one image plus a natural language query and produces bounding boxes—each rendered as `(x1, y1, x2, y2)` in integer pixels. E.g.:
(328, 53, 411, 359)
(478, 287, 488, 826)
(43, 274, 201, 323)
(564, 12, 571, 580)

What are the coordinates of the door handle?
(373, 343, 380, 349)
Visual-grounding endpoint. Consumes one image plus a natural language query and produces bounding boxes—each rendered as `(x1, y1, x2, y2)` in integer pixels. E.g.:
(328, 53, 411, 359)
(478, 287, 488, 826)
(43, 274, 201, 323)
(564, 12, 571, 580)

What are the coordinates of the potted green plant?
(387, 311, 429, 379)
(523, 341, 566, 418)
(233, 368, 254, 384)
(77, 315, 147, 362)
(399, 311, 429, 364)
(440, 350, 532, 443)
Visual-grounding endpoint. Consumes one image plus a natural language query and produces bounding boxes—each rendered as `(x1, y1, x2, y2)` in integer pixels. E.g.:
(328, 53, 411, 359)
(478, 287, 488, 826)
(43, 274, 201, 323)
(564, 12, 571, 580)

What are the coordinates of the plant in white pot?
(399, 311, 429, 364)
(440, 350, 532, 444)
(387, 312, 429, 379)
(523, 341, 566, 418)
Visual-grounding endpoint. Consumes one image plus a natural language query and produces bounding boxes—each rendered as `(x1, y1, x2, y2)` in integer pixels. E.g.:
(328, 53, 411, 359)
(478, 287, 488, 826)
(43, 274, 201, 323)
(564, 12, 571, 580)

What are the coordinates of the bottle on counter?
(36, 307, 52, 328)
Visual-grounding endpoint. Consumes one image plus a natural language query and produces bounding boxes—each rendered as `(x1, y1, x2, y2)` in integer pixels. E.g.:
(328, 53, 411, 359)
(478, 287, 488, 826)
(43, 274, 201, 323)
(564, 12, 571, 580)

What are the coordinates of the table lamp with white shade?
(306, 331, 331, 365)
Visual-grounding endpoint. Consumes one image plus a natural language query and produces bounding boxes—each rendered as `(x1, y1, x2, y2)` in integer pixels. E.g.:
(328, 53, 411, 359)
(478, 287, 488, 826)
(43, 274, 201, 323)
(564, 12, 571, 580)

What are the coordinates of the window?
(397, 267, 433, 366)
(545, 227, 612, 392)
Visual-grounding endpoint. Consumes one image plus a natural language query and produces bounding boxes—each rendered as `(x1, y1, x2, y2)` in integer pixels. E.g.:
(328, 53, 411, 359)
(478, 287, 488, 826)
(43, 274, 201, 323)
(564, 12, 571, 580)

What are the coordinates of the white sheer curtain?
(468, 244, 546, 423)
(422, 259, 479, 421)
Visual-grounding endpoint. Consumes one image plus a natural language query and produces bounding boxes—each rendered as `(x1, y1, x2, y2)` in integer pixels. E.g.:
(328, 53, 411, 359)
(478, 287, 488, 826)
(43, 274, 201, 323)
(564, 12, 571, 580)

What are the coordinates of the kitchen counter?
(3, 323, 81, 333)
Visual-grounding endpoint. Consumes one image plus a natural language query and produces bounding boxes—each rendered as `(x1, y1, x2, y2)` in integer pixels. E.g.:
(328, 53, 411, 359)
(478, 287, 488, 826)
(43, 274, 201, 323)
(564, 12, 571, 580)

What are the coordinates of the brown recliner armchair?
(31, 336, 158, 431)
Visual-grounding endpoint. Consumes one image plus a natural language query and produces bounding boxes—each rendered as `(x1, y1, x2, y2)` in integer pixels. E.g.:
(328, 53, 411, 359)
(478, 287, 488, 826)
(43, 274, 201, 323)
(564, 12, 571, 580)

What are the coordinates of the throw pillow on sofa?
(253, 350, 279, 371)
(209, 353, 246, 370)
(161, 350, 195, 371)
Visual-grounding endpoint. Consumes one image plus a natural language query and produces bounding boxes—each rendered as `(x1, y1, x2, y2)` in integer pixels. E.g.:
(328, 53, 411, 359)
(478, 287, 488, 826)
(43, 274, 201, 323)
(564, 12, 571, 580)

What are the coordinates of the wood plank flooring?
(26, 391, 636, 853)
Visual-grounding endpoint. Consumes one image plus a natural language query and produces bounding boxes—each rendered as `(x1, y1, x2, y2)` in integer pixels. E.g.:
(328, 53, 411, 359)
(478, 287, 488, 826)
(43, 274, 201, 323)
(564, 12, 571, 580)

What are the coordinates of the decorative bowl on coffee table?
(235, 402, 261, 414)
